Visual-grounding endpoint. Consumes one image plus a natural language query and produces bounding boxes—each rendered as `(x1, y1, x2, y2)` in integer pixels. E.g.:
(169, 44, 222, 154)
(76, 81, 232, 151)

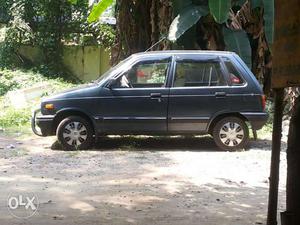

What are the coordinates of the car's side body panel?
(32, 51, 268, 138)
(94, 87, 170, 134)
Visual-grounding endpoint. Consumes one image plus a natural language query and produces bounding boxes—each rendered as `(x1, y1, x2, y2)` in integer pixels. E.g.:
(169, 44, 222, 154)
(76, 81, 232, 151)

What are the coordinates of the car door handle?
(215, 92, 226, 98)
(150, 93, 162, 98)
(150, 93, 162, 102)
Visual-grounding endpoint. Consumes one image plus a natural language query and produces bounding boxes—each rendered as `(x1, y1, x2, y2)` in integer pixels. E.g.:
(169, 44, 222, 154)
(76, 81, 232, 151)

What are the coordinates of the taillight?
(261, 95, 266, 110)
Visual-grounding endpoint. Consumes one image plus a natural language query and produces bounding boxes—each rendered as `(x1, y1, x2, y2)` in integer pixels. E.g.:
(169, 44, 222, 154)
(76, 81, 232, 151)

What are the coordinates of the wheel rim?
(219, 122, 244, 147)
(62, 121, 88, 147)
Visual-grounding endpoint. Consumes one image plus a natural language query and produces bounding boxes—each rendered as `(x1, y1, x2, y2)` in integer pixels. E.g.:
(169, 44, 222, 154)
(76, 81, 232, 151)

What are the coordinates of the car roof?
(132, 50, 236, 58)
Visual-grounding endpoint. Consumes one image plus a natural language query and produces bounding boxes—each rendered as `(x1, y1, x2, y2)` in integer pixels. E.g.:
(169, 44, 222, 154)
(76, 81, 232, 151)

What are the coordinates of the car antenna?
(145, 35, 167, 52)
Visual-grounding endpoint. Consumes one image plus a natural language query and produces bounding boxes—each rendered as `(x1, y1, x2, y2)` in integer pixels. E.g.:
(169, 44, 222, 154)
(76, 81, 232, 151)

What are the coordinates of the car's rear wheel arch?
(208, 113, 248, 134)
(53, 110, 95, 135)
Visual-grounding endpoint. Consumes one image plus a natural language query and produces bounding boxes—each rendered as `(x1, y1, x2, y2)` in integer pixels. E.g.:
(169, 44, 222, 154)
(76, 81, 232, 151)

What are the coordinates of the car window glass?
(223, 58, 245, 86)
(115, 60, 169, 88)
(174, 61, 226, 87)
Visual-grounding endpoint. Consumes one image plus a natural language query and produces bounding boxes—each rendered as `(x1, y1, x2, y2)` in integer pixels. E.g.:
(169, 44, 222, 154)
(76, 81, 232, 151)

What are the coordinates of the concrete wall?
(18, 45, 111, 82)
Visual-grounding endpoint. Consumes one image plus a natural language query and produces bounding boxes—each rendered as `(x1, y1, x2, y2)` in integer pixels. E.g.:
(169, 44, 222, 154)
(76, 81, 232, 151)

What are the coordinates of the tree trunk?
(112, 0, 172, 63)
(282, 95, 300, 225)
(267, 88, 284, 225)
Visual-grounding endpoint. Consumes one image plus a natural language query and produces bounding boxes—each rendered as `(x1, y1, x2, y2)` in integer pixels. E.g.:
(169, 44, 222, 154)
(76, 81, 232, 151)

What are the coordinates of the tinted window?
(223, 58, 245, 86)
(115, 60, 170, 88)
(173, 61, 226, 87)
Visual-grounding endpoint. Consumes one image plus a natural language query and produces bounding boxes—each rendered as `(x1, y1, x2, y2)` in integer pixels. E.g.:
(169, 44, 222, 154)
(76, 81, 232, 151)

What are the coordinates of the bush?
(0, 68, 76, 96)
(0, 105, 31, 128)
(0, 70, 19, 95)
(0, 68, 77, 129)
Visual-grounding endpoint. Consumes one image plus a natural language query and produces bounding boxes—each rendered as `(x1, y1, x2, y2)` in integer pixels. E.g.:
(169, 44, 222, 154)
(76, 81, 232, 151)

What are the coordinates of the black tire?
(212, 117, 249, 151)
(56, 116, 94, 150)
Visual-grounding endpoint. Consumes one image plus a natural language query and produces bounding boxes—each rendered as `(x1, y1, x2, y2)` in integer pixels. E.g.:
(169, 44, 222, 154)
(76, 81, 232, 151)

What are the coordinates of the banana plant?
(168, 5, 208, 42)
(168, 0, 273, 67)
(87, 0, 114, 23)
(263, 0, 274, 44)
(208, 0, 231, 23)
(223, 27, 252, 68)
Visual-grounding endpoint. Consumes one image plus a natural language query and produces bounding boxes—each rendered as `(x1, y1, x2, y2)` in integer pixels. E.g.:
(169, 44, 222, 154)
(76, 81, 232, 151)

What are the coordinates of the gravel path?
(0, 134, 287, 225)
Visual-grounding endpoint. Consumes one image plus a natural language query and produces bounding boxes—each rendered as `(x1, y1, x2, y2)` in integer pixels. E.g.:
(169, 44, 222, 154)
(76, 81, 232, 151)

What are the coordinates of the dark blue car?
(32, 51, 268, 151)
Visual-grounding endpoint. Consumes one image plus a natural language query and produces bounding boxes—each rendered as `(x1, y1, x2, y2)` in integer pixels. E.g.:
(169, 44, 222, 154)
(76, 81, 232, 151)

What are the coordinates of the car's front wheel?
(56, 116, 94, 150)
(212, 117, 249, 151)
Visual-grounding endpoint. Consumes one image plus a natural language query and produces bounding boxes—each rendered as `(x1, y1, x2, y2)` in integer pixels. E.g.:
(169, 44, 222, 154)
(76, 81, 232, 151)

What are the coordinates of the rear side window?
(173, 61, 226, 87)
(223, 58, 245, 86)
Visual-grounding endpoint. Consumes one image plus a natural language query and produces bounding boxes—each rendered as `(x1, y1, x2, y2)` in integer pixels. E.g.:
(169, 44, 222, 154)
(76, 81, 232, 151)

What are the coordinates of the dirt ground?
(0, 132, 287, 225)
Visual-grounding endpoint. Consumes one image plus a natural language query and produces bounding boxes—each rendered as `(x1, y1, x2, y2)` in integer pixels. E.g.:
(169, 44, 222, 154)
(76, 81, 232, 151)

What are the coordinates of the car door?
(99, 56, 171, 134)
(168, 55, 229, 133)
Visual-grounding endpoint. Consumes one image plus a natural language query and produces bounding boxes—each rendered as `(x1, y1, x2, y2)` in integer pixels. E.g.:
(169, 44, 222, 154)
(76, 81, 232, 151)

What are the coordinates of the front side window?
(173, 60, 226, 87)
(114, 59, 170, 88)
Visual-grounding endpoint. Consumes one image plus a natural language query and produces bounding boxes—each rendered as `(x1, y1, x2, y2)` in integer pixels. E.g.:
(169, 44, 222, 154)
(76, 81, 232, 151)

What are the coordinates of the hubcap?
(62, 122, 87, 147)
(219, 122, 244, 147)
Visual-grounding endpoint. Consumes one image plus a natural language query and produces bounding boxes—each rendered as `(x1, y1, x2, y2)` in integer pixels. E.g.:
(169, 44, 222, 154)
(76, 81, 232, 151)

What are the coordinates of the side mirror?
(106, 78, 117, 89)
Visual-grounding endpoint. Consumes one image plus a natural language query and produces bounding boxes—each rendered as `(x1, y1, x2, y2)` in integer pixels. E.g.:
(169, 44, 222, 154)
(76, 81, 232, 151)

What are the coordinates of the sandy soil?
(0, 133, 287, 225)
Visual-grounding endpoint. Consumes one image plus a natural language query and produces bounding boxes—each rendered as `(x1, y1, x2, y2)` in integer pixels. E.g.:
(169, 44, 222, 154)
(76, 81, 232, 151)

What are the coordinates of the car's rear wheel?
(57, 116, 94, 150)
(212, 117, 249, 151)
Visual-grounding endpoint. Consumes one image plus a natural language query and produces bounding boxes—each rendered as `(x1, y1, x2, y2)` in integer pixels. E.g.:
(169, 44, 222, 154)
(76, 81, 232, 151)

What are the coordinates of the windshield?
(95, 56, 134, 85)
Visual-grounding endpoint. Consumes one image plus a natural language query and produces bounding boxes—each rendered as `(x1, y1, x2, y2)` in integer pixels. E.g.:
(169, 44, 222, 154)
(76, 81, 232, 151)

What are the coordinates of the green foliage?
(95, 24, 116, 48)
(0, 70, 18, 95)
(208, 0, 231, 23)
(83, 23, 116, 48)
(0, 106, 31, 128)
(168, 5, 208, 42)
(0, 0, 11, 23)
(0, 68, 76, 96)
(88, 0, 114, 23)
(223, 27, 252, 68)
(68, 0, 78, 4)
(0, 68, 76, 128)
(0, 0, 31, 67)
(0, 0, 116, 76)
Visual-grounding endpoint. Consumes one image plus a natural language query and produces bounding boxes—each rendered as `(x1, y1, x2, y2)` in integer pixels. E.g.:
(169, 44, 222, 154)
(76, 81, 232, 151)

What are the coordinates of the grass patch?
(0, 68, 76, 96)
(0, 106, 31, 128)
(0, 68, 78, 130)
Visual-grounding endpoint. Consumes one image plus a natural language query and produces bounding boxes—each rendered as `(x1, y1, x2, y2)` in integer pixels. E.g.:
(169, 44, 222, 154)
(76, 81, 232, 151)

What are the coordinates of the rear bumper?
(241, 112, 268, 130)
(31, 109, 55, 136)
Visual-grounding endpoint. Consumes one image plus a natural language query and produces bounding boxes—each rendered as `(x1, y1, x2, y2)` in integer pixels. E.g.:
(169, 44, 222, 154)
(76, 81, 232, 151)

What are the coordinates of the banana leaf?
(263, 0, 274, 44)
(88, 0, 113, 23)
(251, 0, 263, 8)
(172, 0, 193, 15)
(68, 0, 77, 4)
(168, 5, 208, 42)
(223, 27, 252, 68)
(232, 0, 247, 7)
(208, 0, 231, 23)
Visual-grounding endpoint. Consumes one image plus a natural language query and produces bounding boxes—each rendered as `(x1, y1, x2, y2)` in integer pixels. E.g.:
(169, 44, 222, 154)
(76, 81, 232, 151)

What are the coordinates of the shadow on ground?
(51, 135, 274, 152)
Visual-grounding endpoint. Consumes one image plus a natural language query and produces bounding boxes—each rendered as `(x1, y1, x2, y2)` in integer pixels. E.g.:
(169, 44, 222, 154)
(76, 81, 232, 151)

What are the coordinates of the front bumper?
(241, 112, 269, 130)
(31, 109, 55, 136)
